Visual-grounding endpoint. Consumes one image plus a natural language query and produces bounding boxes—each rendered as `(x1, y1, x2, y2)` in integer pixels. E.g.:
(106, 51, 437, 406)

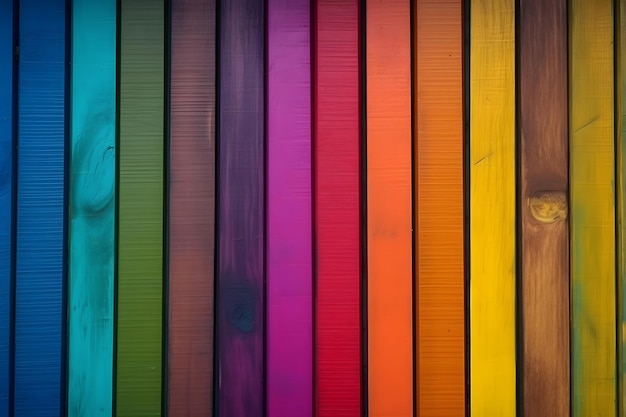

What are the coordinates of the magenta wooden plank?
(267, 0, 312, 416)
(216, 0, 264, 416)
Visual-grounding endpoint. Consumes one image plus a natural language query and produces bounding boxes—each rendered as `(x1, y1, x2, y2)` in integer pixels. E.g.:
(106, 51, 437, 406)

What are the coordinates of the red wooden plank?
(314, 1, 362, 416)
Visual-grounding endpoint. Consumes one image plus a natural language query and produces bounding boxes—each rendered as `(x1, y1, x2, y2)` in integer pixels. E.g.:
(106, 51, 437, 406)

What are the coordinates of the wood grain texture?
(267, 1, 312, 416)
(413, 0, 465, 414)
(314, 1, 362, 415)
(68, 1, 116, 415)
(216, 0, 264, 416)
(0, 0, 12, 414)
(614, 1, 626, 417)
(168, 0, 215, 415)
(570, 0, 616, 415)
(14, 0, 66, 414)
(519, 0, 569, 416)
(469, 0, 516, 415)
(116, 0, 165, 414)
(366, 0, 413, 415)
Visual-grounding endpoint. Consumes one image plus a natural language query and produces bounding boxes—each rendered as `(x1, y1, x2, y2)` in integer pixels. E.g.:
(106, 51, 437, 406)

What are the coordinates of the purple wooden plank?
(216, 0, 264, 416)
(267, 0, 312, 416)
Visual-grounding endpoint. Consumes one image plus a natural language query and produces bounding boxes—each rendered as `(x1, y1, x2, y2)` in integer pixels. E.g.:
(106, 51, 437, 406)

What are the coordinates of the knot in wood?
(223, 285, 256, 333)
(528, 191, 567, 223)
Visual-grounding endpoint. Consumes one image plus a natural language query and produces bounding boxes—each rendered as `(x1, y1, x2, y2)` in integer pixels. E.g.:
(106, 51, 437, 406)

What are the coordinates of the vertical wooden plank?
(366, 0, 413, 415)
(267, 1, 312, 416)
(116, 0, 165, 414)
(168, 0, 216, 415)
(14, 0, 66, 415)
(570, 0, 616, 415)
(619, 1, 626, 414)
(0, 0, 13, 414)
(67, 0, 116, 415)
(414, 0, 465, 414)
(469, 0, 516, 415)
(216, 0, 264, 416)
(314, 1, 362, 416)
(519, 0, 569, 416)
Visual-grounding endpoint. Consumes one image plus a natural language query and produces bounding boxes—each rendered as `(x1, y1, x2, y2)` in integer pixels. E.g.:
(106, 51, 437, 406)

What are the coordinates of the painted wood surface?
(519, 0, 569, 415)
(14, 0, 66, 415)
(469, 0, 516, 415)
(314, 1, 362, 415)
(267, 1, 312, 416)
(570, 0, 616, 415)
(116, 0, 165, 415)
(168, 0, 216, 415)
(413, 0, 465, 414)
(216, 0, 264, 416)
(0, 0, 13, 414)
(620, 1, 626, 414)
(366, 0, 413, 415)
(67, 1, 116, 415)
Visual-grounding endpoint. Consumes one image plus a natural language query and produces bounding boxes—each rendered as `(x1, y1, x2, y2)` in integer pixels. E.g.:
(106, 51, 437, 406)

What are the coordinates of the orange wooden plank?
(413, 0, 465, 414)
(366, 0, 413, 416)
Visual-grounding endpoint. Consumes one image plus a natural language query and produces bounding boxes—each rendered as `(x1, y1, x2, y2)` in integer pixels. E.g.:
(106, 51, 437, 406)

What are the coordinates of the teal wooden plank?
(67, 0, 116, 415)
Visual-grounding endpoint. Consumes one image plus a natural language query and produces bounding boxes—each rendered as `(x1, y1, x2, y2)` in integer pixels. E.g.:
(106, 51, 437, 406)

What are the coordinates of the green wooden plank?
(570, 0, 616, 415)
(116, 0, 165, 415)
(68, 0, 116, 415)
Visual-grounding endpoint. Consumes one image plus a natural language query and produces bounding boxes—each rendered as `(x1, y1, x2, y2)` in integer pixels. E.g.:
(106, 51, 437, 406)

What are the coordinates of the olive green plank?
(116, 0, 165, 415)
(570, 0, 616, 415)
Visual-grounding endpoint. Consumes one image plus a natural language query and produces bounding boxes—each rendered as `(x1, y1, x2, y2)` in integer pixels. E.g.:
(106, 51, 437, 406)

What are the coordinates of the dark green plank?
(116, 0, 165, 415)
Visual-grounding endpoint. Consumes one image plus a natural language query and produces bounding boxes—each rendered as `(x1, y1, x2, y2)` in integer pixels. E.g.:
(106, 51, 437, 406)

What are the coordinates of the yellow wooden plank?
(617, 1, 626, 416)
(469, 0, 516, 415)
(570, 0, 616, 415)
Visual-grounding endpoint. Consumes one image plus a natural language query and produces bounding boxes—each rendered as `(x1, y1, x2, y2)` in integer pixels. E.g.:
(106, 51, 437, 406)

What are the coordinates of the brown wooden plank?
(168, 0, 216, 415)
(519, 0, 569, 415)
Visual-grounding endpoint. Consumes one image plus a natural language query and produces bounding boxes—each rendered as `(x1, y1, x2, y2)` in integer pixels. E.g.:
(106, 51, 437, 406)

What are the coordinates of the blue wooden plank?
(14, 0, 67, 415)
(0, 0, 14, 416)
(67, 0, 115, 416)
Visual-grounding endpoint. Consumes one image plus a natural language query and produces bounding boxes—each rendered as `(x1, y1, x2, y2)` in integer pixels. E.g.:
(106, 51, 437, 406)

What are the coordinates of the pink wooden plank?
(267, 0, 313, 416)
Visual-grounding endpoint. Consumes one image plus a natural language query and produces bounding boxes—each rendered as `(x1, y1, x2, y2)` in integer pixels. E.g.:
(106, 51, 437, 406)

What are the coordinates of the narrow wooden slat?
(0, 0, 13, 414)
(267, 1, 312, 416)
(168, 0, 215, 415)
(67, 1, 116, 415)
(314, 1, 362, 415)
(469, 0, 516, 414)
(414, 0, 465, 414)
(216, 1, 264, 415)
(14, 0, 66, 414)
(116, 0, 165, 414)
(519, 0, 569, 415)
(619, 0, 626, 414)
(570, 0, 616, 415)
(366, 0, 413, 415)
